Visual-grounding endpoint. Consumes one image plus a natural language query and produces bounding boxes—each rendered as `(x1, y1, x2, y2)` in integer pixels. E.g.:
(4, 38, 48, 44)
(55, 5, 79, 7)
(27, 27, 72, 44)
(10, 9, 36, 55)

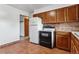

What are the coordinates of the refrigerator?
(29, 17, 43, 44)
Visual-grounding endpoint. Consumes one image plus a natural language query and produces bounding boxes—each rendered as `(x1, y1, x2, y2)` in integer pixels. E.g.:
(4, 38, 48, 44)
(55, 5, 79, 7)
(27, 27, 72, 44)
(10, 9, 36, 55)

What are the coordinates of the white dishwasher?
(39, 26, 56, 48)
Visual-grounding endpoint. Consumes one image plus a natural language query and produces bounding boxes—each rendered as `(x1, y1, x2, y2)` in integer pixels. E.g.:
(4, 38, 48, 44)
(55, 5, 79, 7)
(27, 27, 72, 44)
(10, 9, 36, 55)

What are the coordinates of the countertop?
(72, 32, 79, 40)
(56, 31, 79, 41)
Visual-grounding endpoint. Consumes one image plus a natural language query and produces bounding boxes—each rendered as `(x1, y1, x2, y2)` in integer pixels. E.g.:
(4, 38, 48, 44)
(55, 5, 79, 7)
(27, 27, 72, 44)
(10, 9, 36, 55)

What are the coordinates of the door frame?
(19, 14, 29, 40)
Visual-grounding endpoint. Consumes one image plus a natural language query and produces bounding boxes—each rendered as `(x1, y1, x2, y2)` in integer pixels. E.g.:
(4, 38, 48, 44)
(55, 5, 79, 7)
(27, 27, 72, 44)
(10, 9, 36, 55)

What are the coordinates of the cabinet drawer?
(56, 31, 70, 36)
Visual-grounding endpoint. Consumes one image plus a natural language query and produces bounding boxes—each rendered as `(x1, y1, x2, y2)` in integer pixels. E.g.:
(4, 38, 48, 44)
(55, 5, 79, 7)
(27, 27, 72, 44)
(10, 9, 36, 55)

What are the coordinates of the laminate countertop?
(72, 32, 79, 41)
(56, 31, 79, 41)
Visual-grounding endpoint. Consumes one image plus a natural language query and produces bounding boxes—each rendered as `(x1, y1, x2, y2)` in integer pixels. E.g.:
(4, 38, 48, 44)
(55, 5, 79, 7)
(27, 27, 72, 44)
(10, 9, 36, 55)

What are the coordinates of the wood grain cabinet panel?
(33, 14, 38, 17)
(56, 32, 71, 51)
(56, 35, 68, 50)
(33, 10, 56, 24)
(56, 8, 66, 23)
(71, 40, 79, 54)
(33, 13, 47, 23)
(71, 34, 79, 54)
(33, 4, 79, 24)
(66, 5, 78, 22)
(38, 13, 47, 23)
(77, 4, 79, 21)
(45, 10, 56, 23)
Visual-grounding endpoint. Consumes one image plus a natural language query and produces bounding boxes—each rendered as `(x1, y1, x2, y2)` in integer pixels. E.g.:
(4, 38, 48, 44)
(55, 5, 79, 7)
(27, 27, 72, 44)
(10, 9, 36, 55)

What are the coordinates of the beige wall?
(45, 22, 79, 32)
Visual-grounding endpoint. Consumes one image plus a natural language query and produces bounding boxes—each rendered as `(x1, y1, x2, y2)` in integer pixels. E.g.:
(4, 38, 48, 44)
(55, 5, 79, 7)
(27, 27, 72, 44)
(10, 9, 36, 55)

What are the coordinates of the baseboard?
(0, 40, 21, 48)
(29, 41, 39, 45)
(0, 36, 29, 49)
(20, 36, 29, 40)
(24, 36, 29, 39)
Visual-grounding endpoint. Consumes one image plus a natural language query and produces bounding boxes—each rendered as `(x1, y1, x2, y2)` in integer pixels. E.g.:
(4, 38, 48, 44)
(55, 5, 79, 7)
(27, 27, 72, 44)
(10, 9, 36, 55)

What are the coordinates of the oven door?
(39, 31, 52, 48)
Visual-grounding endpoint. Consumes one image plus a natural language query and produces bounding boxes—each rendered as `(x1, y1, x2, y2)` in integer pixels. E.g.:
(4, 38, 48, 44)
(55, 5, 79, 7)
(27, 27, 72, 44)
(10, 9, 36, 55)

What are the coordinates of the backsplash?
(44, 22, 79, 32)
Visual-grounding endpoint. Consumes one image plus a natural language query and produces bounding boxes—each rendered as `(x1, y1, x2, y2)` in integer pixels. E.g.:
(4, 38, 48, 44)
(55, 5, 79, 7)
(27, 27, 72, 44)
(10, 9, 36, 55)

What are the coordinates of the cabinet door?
(45, 10, 56, 23)
(66, 5, 78, 22)
(33, 14, 38, 17)
(56, 8, 66, 23)
(56, 35, 70, 51)
(38, 13, 47, 23)
(71, 34, 79, 54)
(77, 4, 79, 21)
(71, 40, 78, 54)
(33, 13, 47, 23)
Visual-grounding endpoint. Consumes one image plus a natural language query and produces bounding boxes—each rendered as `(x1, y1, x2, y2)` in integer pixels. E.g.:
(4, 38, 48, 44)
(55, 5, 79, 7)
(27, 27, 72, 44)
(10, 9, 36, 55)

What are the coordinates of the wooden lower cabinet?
(71, 40, 78, 54)
(71, 34, 79, 54)
(56, 32, 71, 51)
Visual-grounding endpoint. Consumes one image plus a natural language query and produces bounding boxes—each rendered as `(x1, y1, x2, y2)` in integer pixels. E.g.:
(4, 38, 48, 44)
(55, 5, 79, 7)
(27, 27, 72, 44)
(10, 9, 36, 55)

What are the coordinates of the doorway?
(20, 15, 29, 40)
(24, 16, 29, 37)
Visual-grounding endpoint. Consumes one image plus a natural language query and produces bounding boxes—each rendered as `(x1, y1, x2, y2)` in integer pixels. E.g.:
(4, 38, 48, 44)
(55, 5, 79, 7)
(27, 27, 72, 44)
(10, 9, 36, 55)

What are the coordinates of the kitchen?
(32, 4, 79, 53)
(0, 4, 79, 54)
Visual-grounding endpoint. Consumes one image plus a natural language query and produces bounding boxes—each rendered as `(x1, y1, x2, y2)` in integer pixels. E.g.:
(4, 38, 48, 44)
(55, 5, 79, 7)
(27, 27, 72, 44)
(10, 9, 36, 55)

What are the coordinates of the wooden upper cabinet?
(56, 8, 67, 23)
(38, 13, 47, 23)
(77, 4, 79, 21)
(33, 4, 79, 23)
(33, 14, 38, 17)
(45, 10, 56, 23)
(33, 10, 56, 24)
(66, 5, 78, 22)
(33, 12, 47, 23)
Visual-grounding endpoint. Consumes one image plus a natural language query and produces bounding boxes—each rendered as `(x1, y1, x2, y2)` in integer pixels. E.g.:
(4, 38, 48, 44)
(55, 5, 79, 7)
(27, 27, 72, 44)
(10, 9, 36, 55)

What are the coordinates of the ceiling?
(8, 4, 51, 13)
